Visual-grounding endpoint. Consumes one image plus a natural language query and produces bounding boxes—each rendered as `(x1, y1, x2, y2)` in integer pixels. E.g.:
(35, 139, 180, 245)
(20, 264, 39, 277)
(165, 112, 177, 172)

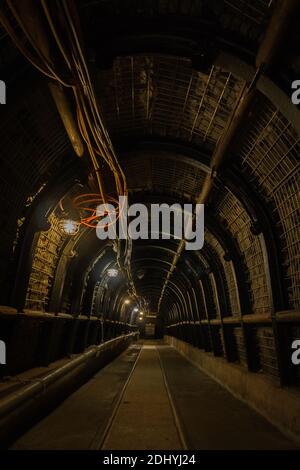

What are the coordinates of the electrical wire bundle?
(0, 0, 137, 299)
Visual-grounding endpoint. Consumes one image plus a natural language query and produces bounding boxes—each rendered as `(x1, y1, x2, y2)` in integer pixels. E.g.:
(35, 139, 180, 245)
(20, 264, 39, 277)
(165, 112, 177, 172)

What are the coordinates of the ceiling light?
(133, 307, 139, 312)
(124, 299, 131, 305)
(59, 218, 80, 236)
(107, 268, 119, 278)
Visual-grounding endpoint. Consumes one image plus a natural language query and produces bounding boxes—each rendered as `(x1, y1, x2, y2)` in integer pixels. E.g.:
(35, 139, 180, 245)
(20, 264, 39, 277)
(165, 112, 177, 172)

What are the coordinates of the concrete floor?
(11, 344, 142, 450)
(102, 344, 182, 450)
(158, 345, 296, 450)
(11, 341, 297, 450)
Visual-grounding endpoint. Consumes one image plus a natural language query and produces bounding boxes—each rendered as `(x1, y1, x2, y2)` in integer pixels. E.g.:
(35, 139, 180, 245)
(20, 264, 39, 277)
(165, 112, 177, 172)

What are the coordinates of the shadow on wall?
(0, 308, 136, 378)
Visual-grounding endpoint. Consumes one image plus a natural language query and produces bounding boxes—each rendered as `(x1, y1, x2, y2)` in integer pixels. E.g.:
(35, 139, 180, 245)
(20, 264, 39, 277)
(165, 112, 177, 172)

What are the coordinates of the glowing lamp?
(59, 218, 80, 236)
(107, 268, 119, 278)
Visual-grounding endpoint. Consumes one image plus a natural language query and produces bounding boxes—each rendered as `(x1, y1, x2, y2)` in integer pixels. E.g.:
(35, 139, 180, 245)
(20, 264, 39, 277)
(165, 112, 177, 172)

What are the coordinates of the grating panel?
(96, 55, 244, 150)
(256, 327, 279, 378)
(205, 230, 240, 315)
(213, 187, 270, 314)
(125, 153, 207, 199)
(223, 0, 274, 25)
(237, 96, 300, 310)
(25, 212, 66, 312)
(234, 327, 248, 366)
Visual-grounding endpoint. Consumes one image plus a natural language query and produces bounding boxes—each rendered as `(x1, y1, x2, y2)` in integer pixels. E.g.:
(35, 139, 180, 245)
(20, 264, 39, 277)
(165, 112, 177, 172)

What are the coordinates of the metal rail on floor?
(95, 344, 143, 450)
(157, 346, 188, 450)
(96, 343, 188, 450)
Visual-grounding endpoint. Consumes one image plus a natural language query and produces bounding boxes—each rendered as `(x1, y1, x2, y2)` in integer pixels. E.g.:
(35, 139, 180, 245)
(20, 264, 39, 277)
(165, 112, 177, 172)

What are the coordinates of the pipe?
(49, 82, 84, 157)
(158, 0, 299, 312)
(0, 333, 137, 420)
(256, 0, 299, 70)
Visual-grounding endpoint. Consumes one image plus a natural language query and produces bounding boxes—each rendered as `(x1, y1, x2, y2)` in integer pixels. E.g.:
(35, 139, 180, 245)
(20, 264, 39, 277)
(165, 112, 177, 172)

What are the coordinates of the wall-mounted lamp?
(58, 218, 80, 236)
(107, 268, 119, 278)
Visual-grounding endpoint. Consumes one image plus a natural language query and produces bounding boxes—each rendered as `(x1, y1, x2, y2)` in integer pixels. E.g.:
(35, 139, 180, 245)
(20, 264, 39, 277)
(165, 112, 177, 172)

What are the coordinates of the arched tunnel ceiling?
(0, 0, 299, 324)
(91, 52, 300, 314)
(78, 0, 275, 61)
(3, 5, 300, 445)
(94, 55, 244, 149)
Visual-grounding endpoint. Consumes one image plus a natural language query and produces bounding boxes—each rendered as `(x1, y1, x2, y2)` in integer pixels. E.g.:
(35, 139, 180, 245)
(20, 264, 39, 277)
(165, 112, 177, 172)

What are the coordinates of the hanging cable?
(0, 0, 138, 299)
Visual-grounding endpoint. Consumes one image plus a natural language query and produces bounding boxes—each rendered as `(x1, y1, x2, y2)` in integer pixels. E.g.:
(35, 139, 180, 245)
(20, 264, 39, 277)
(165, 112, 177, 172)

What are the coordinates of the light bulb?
(59, 218, 80, 236)
(107, 268, 119, 278)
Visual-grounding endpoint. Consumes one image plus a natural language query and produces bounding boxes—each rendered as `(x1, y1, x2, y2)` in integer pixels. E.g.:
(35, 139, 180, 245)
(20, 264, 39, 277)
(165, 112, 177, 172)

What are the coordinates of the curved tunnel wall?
(0, 1, 299, 437)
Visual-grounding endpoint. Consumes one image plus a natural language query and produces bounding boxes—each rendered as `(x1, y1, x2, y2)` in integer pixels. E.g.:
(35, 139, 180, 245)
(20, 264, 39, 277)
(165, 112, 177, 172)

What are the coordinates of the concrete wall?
(165, 335, 300, 445)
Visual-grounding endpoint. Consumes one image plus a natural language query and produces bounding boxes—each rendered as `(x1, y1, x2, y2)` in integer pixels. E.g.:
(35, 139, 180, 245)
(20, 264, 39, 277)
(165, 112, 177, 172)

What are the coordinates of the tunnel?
(0, 0, 300, 458)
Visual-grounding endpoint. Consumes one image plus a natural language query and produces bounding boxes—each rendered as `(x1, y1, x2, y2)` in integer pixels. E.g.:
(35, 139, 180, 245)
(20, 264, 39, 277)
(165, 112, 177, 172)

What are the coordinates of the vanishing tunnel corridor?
(0, 0, 300, 457)
(9, 342, 296, 450)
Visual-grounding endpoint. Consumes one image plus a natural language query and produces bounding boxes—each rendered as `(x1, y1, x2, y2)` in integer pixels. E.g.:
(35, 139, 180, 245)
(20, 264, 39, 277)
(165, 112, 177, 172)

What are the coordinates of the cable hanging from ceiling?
(0, 0, 137, 299)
